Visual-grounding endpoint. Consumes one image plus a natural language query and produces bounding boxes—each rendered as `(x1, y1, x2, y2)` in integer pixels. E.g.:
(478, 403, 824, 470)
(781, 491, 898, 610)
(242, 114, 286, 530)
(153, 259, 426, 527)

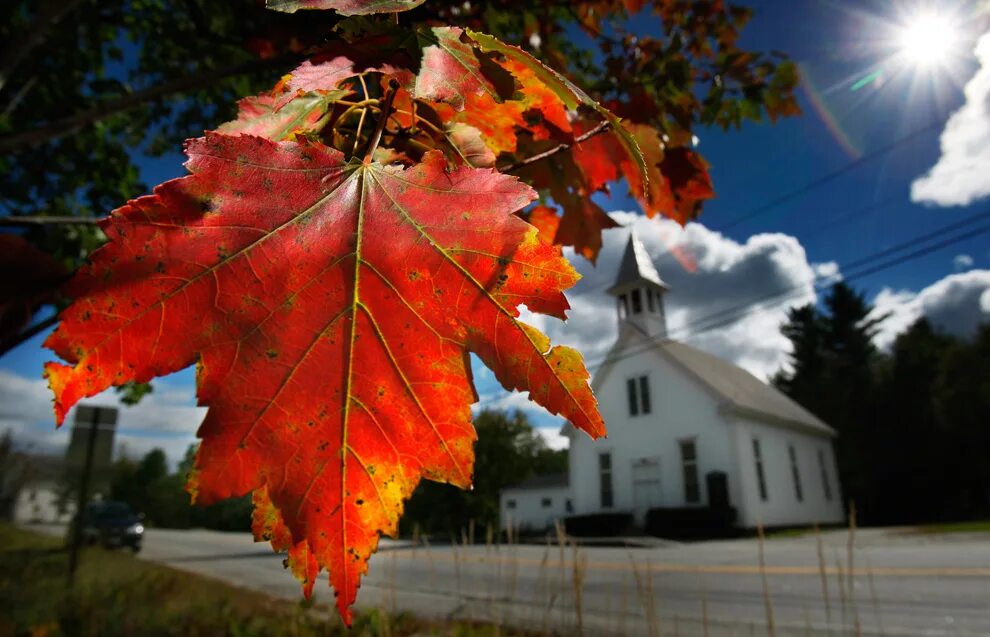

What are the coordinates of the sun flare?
(897, 12, 957, 67)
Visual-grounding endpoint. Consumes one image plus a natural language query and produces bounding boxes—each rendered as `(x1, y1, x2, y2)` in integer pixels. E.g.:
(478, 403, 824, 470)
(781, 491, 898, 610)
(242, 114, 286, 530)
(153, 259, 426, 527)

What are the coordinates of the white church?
(500, 233, 845, 534)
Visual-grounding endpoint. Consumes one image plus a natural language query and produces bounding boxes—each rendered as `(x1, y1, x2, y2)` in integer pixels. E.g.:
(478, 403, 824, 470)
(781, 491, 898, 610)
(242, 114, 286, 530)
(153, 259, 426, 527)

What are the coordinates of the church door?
(632, 457, 662, 524)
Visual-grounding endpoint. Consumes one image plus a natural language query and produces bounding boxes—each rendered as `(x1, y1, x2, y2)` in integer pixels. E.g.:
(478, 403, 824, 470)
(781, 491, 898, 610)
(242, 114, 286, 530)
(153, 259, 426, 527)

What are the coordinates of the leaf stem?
(352, 108, 369, 156)
(499, 120, 611, 173)
(363, 81, 399, 163)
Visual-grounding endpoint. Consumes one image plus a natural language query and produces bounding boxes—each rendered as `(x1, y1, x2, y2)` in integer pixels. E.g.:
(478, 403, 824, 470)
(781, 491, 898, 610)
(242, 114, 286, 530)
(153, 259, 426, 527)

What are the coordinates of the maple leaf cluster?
(40, 0, 799, 625)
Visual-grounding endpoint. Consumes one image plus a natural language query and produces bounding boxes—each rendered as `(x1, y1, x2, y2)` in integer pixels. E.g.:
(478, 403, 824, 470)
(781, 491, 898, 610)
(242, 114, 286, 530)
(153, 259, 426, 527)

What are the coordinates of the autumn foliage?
(39, 0, 799, 624)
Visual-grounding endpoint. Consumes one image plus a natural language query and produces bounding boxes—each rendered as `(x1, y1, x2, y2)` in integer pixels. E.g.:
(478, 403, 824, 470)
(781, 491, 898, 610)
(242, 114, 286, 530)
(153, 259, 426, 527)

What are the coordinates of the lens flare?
(898, 13, 957, 67)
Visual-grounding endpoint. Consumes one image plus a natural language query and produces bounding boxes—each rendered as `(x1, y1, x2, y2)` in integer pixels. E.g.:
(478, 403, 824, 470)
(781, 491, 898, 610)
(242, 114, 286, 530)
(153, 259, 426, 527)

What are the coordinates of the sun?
(897, 12, 958, 67)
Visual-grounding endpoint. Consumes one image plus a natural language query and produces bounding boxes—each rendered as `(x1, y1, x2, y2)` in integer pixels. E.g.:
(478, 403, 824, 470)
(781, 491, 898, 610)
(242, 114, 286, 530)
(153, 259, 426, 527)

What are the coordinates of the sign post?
(66, 405, 118, 588)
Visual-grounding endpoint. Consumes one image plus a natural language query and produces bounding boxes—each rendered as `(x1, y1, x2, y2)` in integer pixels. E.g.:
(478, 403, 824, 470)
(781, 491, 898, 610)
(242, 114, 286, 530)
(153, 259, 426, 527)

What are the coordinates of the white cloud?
(814, 261, 843, 284)
(871, 270, 990, 350)
(911, 32, 990, 207)
(0, 370, 205, 466)
(534, 427, 569, 451)
(541, 213, 822, 382)
(953, 254, 975, 271)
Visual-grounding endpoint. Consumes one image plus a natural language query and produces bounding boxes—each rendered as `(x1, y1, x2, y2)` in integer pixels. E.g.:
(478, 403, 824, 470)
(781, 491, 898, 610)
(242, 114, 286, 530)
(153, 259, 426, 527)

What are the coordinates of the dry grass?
(0, 524, 544, 637)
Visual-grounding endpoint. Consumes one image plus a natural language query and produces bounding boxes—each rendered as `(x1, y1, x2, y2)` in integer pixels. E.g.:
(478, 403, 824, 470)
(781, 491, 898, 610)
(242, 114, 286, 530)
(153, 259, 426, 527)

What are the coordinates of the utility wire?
(475, 206, 990, 410)
(711, 120, 943, 232)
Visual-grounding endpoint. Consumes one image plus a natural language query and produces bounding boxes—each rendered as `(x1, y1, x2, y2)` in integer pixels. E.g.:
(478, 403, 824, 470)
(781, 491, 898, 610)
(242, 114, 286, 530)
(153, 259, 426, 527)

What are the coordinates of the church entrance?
(631, 457, 662, 525)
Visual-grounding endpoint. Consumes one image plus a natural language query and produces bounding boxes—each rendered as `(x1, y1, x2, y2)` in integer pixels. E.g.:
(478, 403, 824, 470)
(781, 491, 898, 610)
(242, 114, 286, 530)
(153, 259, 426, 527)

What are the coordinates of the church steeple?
(607, 230, 669, 337)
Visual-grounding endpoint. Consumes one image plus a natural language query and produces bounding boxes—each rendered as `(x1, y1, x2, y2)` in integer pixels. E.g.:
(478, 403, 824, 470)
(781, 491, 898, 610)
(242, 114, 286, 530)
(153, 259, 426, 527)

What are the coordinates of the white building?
(500, 473, 571, 533)
(500, 233, 845, 533)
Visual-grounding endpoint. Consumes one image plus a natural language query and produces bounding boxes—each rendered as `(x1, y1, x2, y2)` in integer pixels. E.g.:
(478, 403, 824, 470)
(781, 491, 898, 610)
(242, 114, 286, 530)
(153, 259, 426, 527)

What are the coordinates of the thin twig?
(363, 80, 399, 163)
(847, 502, 861, 637)
(0, 215, 101, 226)
(757, 523, 777, 637)
(814, 523, 832, 632)
(498, 120, 611, 173)
(351, 76, 371, 156)
(0, 0, 86, 95)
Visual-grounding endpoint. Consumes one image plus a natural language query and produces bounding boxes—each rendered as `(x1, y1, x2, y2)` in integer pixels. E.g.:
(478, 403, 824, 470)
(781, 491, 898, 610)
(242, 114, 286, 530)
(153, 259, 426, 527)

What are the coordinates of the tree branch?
(0, 55, 302, 154)
(0, 0, 86, 95)
(0, 216, 101, 226)
(0, 314, 59, 358)
(498, 120, 611, 173)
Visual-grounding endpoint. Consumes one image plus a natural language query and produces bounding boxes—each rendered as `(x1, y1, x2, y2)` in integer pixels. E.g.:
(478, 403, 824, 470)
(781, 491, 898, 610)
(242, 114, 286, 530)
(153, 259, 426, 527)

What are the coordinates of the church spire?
(607, 230, 669, 337)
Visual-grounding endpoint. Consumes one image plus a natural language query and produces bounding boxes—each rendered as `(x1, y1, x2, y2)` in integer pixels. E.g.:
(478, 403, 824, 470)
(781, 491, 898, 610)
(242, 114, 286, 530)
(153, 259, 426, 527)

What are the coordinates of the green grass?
(762, 526, 814, 540)
(0, 524, 536, 637)
(911, 520, 990, 535)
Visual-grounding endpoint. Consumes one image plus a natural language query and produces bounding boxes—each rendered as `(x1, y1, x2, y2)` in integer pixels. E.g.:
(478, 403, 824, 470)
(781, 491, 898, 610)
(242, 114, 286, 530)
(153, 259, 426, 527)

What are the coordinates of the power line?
(475, 206, 990, 411)
(660, 208, 990, 342)
(711, 120, 943, 232)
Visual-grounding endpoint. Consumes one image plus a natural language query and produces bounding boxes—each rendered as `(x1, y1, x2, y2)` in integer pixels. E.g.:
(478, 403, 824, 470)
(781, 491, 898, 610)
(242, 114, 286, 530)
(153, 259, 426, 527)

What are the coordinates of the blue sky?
(3, 0, 990, 462)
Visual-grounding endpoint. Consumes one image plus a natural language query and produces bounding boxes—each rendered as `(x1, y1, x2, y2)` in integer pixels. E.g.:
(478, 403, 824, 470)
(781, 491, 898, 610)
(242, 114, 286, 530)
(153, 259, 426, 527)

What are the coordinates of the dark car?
(77, 501, 145, 552)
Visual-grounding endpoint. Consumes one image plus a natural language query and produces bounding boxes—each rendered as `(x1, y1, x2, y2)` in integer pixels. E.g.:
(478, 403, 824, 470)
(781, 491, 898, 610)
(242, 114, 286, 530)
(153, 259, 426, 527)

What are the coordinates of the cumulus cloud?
(0, 371, 205, 465)
(911, 32, 990, 207)
(535, 212, 824, 382)
(871, 270, 990, 350)
(953, 254, 975, 271)
(535, 427, 569, 451)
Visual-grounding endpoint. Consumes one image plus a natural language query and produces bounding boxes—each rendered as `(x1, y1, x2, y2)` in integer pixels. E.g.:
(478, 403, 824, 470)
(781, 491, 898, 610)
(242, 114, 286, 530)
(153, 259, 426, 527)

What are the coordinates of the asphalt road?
(31, 524, 990, 636)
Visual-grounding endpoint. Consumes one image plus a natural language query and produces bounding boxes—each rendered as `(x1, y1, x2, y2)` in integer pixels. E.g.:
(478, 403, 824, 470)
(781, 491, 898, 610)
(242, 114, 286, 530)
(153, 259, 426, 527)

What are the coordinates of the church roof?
(607, 230, 668, 294)
(656, 338, 835, 436)
(503, 472, 569, 491)
(583, 325, 836, 437)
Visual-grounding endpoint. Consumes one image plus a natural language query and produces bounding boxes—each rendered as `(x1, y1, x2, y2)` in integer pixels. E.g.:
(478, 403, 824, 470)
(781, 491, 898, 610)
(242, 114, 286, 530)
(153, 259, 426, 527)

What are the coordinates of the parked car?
(77, 501, 144, 552)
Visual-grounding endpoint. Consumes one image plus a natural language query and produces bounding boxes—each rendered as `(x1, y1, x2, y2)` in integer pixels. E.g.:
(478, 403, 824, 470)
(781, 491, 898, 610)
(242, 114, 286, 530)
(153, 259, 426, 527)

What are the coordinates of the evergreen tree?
(775, 283, 885, 518)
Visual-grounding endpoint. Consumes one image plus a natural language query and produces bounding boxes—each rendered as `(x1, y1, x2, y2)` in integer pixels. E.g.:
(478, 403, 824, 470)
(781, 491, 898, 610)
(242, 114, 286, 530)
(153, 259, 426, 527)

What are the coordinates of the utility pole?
(66, 405, 116, 587)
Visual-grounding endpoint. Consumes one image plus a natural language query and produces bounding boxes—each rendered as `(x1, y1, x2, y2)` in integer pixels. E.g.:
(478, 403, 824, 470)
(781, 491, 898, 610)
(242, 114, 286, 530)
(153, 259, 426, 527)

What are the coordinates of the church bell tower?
(607, 230, 669, 337)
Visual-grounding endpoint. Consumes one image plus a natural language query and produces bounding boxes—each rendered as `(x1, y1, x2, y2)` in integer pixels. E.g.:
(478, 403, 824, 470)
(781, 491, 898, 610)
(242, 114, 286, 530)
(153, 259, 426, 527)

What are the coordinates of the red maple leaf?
(0, 235, 67, 350)
(44, 133, 604, 623)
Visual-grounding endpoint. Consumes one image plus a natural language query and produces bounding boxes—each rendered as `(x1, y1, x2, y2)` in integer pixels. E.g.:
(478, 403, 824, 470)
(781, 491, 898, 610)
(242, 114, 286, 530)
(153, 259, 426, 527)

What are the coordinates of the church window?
(627, 378, 638, 416)
(752, 438, 768, 501)
(599, 452, 614, 508)
(630, 289, 643, 314)
(506, 499, 516, 509)
(646, 289, 655, 312)
(817, 449, 833, 501)
(541, 497, 552, 508)
(788, 444, 803, 502)
(639, 376, 651, 414)
(618, 294, 629, 319)
(627, 375, 651, 416)
(679, 439, 701, 503)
